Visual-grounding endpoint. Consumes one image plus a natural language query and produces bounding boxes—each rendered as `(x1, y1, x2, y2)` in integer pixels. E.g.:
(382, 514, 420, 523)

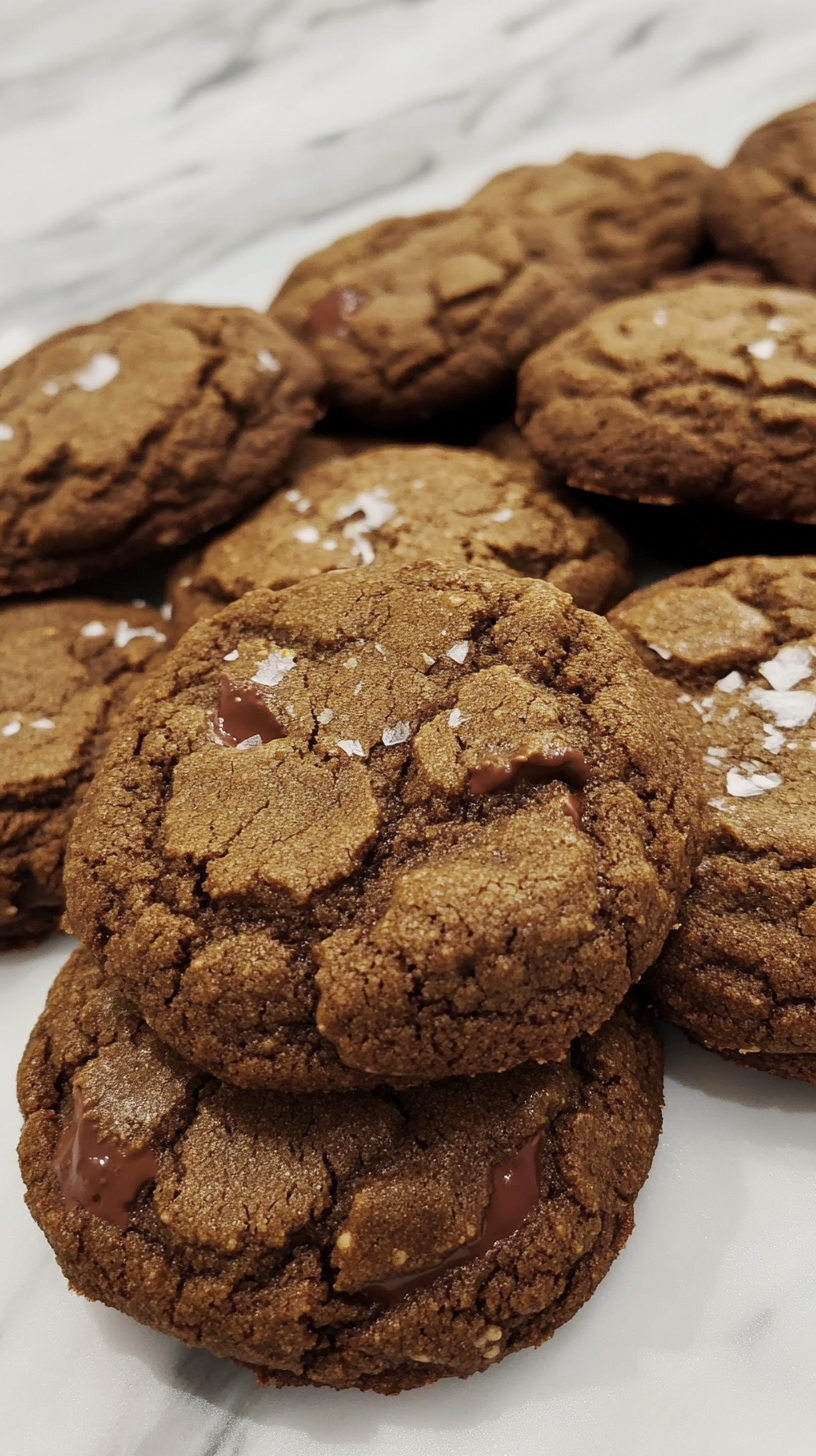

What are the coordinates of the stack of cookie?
(10, 100, 816, 1393)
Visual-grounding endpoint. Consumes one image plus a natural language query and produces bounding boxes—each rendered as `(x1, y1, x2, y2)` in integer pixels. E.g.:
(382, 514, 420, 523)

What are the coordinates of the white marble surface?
(5, 2, 816, 1452)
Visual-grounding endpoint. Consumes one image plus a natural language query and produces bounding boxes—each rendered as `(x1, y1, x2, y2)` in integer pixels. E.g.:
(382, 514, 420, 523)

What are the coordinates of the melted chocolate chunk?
(361, 1132, 542, 1307)
(310, 287, 370, 337)
(208, 675, 286, 747)
(562, 791, 584, 831)
(53, 1092, 158, 1230)
(469, 748, 591, 798)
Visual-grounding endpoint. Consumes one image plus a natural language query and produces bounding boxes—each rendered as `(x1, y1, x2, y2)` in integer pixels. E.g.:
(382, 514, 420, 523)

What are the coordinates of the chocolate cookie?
(0, 303, 322, 595)
(609, 556, 816, 1082)
(269, 153, 709, 426)
(518, 282, 816, 523)
(17, 946, 663, 1394)
(65, 561, 702, 1090)
(0, 597, 166, 948)
(706, 102, 816, 290)
(167, 444, 630, 640)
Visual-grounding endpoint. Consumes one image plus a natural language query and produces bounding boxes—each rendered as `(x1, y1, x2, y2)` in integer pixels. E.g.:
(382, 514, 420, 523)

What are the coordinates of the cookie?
(706, 102, 816, 290)
(518, 282, 816, 523)
(0, 597, 167, 948)
(17, 945, 663, 1393)
(64, 560, 702, 1091)
(609, 556, 816, 1080)
(269, 153, 709, 426)
(0, 302, 322, 595)
(166, 444, 631, 640)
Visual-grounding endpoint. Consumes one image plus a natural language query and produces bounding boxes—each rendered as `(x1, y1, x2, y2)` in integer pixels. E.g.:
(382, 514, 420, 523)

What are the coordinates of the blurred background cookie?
(610, 555, 816, 1082)
(18, 945, 663, 1394)
(0, 302, 322, 595)
(270, 152, 709, 427)
(167, 443, 630, 639)
(518, 282, 816, 522)
(706, 102, 816, 290)
(0, 597, 166, 948)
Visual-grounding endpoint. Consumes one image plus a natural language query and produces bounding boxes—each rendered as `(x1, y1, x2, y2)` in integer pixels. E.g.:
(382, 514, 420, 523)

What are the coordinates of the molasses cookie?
(0, 302, 322, 595)
(706, 102, 816, 290)
(610, 556, 816, 1081)
(65, 561, 702, 1090)
(167, 444, 630, 639)
(518, 282, 816, 523)
(18, 946, 663, 1394)
(0, 597, 166, 947)
(270, 152, 709, 426)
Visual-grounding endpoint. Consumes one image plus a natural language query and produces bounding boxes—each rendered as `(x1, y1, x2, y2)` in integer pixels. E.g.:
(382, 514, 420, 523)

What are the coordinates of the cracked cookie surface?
(65, 561, 702, 1090)
(0, 302, 322, 594)
(167, 444, 630, 639)
(706, 102, 816, 291)
(269, 152, 709, 426)
(518, 282, 816, 523)
(17, 945, 662, 1394)
(610, 557, 816, 1079)
(0, 597, 166, 948)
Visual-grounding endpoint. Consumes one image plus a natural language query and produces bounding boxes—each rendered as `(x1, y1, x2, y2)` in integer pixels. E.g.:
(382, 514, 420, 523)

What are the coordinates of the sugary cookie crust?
(65, 561, 702, 1090)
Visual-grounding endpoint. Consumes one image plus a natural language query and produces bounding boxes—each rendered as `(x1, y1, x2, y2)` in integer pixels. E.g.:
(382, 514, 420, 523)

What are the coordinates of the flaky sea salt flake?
(0, 423, 13, 441)
(759, 643, 813, 691)
(492, 508, 513, 523)
(747, 338, 777, 360)
(223, 649, 239, 662)
(294, 525, 320, 544)
(382, 722, 411, 747)
(422, 653, 436, 667)
(30, 718, 55, 730)
(236, 734, 263, 751)
(257, 349, 280, 372)
(648, 643, 672, 660)
(252, 650, 296, 687)
(317, 708, 334, 724)
(74, 352, 120, 391)
(114, 621, 166, 649)
(715, 671, 744, 693)
(447, 640, 469, 665)
(2, 719, 21, 737)
(448, 708, 465, 728)
(80, 620, 107, 639)
(337, 738, 365, 758)
(749, 687, 816, 728)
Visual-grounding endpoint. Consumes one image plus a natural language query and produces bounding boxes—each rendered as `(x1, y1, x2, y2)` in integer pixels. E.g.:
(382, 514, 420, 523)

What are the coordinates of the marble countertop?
(4, 2, 816, 1453)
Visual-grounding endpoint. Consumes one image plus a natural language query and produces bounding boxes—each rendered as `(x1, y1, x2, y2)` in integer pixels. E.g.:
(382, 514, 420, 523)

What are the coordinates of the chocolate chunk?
(208, 675, 286, 747)
(311, 287, 370, 337)
(361, 1133, 543, 1306)
(53, 1091, 158, 1230)
(469, 748, 591, 797)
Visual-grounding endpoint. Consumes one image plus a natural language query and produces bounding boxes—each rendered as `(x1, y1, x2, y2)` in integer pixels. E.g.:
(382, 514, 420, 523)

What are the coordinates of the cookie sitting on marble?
(706, 102, 816, 291)
(0, 597, 166, 948)
(167, 444, 631, 639)
(518, 282, 816, 523)
(610, 556, 816, 1084)
(0, 303, 322, 595)
(64, 561, 702, 1091)
(269, 152, 709, 426)
(18, 944, 663, 1394)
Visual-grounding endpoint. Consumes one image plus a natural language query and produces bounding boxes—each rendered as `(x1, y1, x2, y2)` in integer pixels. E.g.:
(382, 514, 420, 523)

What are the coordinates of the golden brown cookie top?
(270, 152, 709, 426)
(518, 281, 816, 522)
(66, 561, 702, 1091)
(0, 302, 322, 594)
(167, 443, 630, 638)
